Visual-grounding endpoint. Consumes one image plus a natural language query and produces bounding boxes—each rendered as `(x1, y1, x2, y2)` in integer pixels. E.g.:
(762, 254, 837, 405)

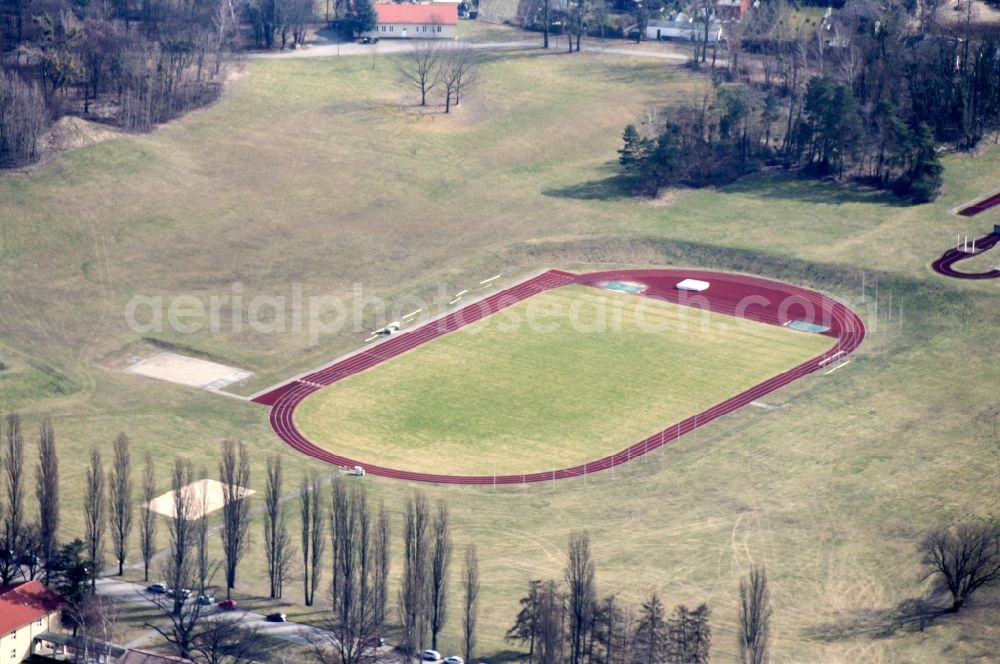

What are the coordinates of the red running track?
(958, 191, 1000, 217)
(931, 232, 1000, 280)
(253, 269, 866, 484)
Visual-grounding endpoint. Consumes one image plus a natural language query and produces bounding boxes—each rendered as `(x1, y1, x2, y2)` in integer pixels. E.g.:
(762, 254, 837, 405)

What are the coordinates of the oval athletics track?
(254, 269, 866, 484)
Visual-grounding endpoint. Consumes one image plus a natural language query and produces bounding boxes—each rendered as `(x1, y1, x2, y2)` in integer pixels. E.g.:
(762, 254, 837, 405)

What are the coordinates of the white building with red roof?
(0, 581, 64, 663)
(365, 3, 458, 39)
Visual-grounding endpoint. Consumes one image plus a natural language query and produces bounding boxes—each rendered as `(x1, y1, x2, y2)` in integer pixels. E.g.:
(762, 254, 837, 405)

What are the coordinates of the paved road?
(95, 578, 321, 646)
(248, 34, 689, 61)
(580, 44, 688, 61)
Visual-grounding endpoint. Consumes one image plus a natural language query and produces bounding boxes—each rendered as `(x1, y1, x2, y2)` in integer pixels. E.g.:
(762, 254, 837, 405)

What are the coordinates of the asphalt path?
(247, 33, 689, 61)
(96, 578, 320, 646)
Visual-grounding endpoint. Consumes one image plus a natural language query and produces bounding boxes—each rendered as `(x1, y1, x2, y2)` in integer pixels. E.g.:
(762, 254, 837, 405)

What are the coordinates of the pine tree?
(901, 122, 943, 203)
(349, 0, 378, 36)
(618, 124, 650, 174)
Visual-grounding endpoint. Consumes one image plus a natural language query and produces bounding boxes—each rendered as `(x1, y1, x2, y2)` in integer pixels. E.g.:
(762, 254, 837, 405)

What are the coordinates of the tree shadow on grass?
(542, 164, 633, 201)
(581, 59, 685, 86)
(489, 648, 531, 662)
(721, 172, 910, 208)
(803, 598, 951, 642)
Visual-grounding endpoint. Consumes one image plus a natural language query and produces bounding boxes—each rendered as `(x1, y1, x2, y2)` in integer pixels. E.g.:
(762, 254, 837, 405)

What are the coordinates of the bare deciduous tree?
(151, 459, 260, 664)
(330, 477, 349, 605)
(542, 0, 551, 48)
(440, 45, 479, 113)
(536, 579, 565, 664)
(70, 594, 122, 664)
(462, 543, 480, 663)
(0, 68, 48, 168)
(300, 474, 324, 606)
(84, 448, 106, 586)
(20, 523, 42, 580)
(373, 500, 390, 627)
(566, 531, 595, 664)
(919, 523, 1000, 612)
(219, 439, 251, 599)
(398, 41, 441, 106)
(1, 412, 25, 585)
(738, 564, 771, 664)
(195, 468, 212, 594)
(565, 0, 587, 52)
(191, 613, 267, 664)
(592, 594, 629, 664)
(310, 482, 386, 664)
(35, 418, 59, 582)
(264, 456, 293, 599)
(140, 452, 157, 582)
(108, 433, 134, 576)
(148, 581, 255, 662)
(165, 458, 195, 617)
(429, 501, 452, 651)
(400, 491, 430, 658)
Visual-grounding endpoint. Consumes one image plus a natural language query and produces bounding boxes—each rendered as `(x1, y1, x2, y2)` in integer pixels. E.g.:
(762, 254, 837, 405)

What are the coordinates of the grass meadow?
(0, 46, 999, 662)
(295, 285, 831, 476)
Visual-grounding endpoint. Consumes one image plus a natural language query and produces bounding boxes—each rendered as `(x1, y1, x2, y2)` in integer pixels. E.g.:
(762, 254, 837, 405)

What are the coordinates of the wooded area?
(0, 0, 344, 168)
(620, 1, 1000, 202)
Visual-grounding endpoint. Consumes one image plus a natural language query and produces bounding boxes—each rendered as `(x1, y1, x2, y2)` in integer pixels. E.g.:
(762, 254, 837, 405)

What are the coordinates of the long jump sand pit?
(146, 479, 255, 519)
(126, 352, 252, 392)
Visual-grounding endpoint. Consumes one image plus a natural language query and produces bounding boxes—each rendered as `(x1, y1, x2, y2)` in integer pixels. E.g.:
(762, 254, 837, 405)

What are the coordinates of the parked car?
(265, 612, 287, 623)
(444, 657, 464, 664)
(360, 36, 379, 44)
(422, 650, 441, 662)
(166, 588, 191, 599)
(218, 599, 238, 611)
(197, 595, 215, 605)
(146, 583, 167, 594)
(362, 635, 386, 649)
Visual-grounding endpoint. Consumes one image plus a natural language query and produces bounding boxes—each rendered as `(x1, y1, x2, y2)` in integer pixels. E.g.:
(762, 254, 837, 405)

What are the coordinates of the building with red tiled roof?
(0, 581, 64, 663)
(364, 3, 458, 39)
(715, 0, 751, 20)
(118, 648, 195, 664)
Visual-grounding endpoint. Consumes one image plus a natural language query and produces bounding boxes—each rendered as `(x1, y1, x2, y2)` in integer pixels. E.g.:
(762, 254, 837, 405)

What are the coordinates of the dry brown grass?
(1, 49, 999, 663)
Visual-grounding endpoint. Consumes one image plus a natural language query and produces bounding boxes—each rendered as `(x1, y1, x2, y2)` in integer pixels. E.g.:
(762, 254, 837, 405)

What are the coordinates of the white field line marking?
(449, 297, 463, 305)
(480, 274, 501, 285)
(455, 289, 469, 297)
(818, 350, 846, 367)
(823, 360, 850, 375)
(402, 309, 421, 320)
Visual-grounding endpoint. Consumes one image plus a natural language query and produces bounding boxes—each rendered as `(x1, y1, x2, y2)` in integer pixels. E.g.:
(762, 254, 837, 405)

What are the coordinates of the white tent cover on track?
(675, 278, 710, 292)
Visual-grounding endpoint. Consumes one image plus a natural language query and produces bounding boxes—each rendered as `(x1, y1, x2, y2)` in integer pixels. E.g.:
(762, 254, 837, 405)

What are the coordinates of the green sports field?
(294, 285, 832, 475)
